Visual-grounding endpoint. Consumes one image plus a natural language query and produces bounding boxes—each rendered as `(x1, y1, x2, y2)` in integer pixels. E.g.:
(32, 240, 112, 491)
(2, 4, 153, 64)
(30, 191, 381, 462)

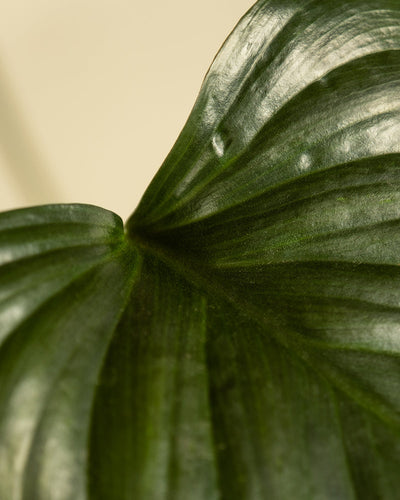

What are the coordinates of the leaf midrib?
(128, 227, 400, 433)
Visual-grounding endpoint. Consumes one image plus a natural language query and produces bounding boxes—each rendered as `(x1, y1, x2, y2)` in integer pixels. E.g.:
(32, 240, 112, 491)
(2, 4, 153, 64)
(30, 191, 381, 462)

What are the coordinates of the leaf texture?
(2, 1, 400, 499)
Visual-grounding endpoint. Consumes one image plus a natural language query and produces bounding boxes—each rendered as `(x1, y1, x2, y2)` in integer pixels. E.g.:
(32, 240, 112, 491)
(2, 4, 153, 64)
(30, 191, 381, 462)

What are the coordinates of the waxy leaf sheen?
(1, 1, 400, 498)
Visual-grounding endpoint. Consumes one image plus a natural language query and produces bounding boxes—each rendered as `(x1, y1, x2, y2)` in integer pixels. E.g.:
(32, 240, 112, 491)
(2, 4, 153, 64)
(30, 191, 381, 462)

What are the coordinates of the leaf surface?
(2, 1, 400, 498)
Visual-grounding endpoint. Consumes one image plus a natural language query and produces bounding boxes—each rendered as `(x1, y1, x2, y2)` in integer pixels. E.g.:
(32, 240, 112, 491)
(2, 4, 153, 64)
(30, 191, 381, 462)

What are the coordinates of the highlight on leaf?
(1, 1, 400, 499)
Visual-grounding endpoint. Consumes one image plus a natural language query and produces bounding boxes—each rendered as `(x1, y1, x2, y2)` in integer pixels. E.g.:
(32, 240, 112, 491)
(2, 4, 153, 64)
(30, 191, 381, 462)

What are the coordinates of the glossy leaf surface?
(2, 1, 400, 498)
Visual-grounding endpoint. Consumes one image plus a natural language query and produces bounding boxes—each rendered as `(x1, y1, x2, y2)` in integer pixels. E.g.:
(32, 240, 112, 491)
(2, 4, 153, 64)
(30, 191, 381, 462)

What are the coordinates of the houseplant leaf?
(1, 0, 400, 498)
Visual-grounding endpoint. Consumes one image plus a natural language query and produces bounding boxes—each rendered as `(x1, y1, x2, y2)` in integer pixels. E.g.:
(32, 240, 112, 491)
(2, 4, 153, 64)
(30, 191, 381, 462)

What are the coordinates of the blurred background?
(0, 0, 253, 220)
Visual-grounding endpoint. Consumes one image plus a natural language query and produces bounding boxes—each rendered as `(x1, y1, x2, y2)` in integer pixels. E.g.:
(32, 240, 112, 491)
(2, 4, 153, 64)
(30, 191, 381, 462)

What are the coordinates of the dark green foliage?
(1, 1, 400, 498)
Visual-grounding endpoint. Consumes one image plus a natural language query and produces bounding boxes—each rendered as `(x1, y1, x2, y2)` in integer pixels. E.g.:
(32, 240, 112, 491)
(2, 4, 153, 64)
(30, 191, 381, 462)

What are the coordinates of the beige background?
(0, 0, 254, 220)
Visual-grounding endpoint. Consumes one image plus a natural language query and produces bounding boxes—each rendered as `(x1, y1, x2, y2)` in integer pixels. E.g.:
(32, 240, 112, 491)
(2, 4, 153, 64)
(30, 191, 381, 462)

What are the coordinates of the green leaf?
(1, 1, 400, 498)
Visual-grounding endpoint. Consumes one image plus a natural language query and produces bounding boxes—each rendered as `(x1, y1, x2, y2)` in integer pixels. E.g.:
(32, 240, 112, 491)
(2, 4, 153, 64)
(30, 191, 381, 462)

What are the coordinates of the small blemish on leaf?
(298, 152, 312, 172)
